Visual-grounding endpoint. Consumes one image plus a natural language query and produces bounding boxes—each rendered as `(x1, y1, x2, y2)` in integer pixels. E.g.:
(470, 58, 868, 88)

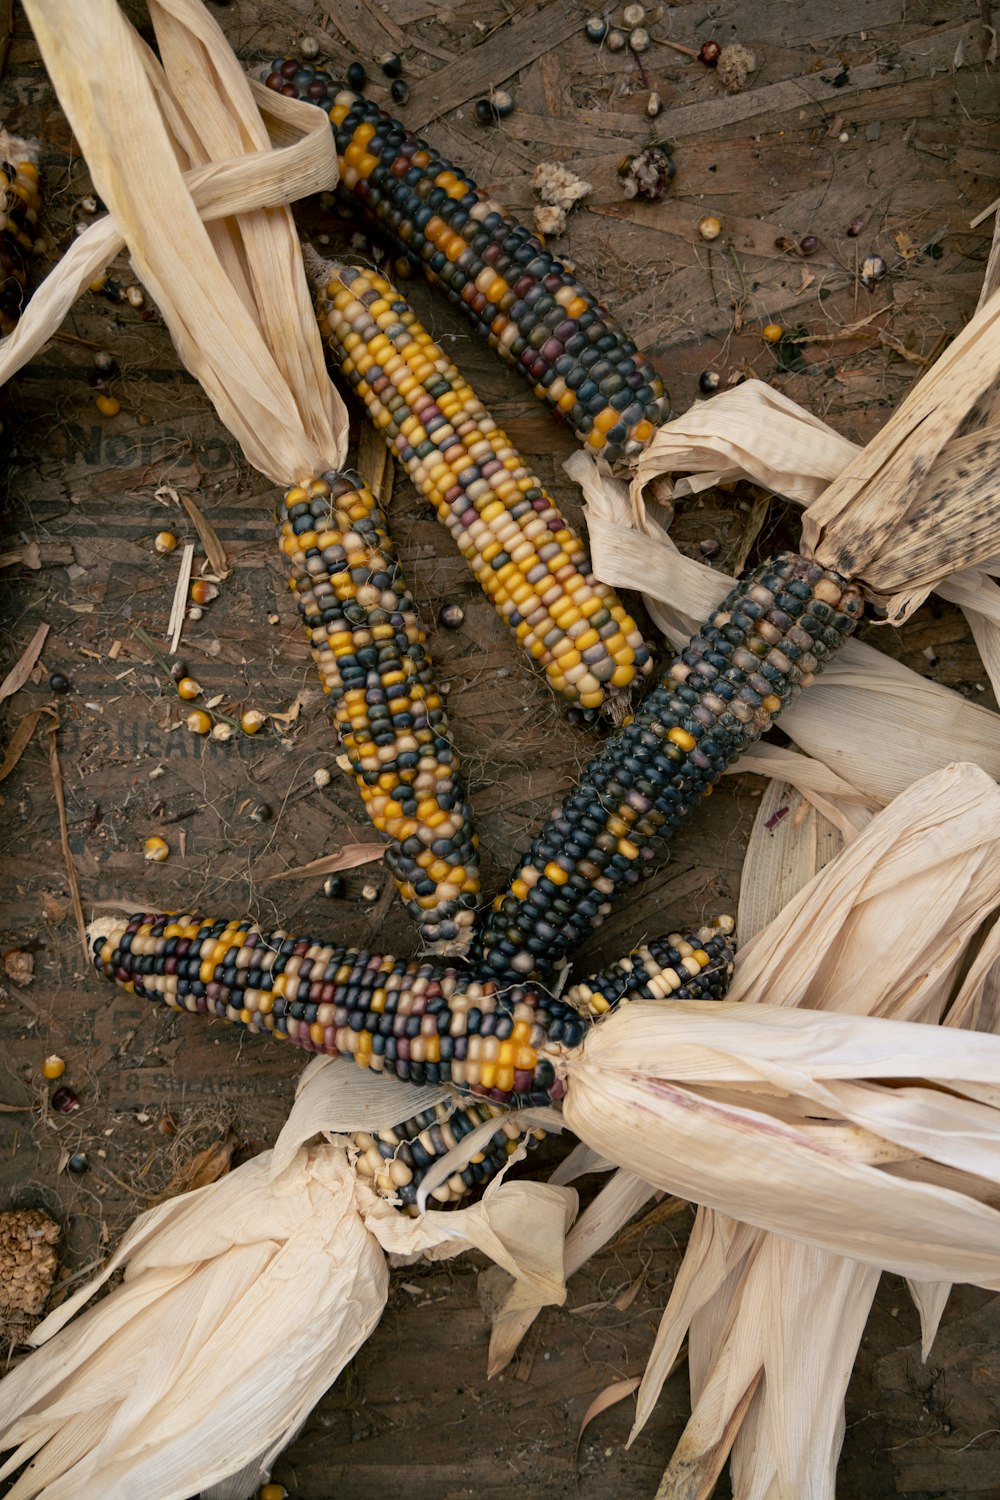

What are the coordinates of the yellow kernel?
(240, 709, 267, 735)
(176, 676, 201, 701)
(698, 214, 723, 240)
(144, 835, 170, 862)
(762, 322, 784, 343)
(186, 709, 212, 735)
(190, 579, 218, 606)
(668, 726, 697, 751)
(42, 1055, 65, 1080)
(95, 393, 120, 417)
(543, 861, 569, 886)
(154, 531, 177, 554)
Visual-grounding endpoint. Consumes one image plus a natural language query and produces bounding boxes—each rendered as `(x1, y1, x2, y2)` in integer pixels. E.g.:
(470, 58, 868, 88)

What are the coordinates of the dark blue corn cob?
(261, 58, 670, 468)
(90, 910, 734, 1108)
(279, 468, 480, 953)
(478, 554, 864, 978)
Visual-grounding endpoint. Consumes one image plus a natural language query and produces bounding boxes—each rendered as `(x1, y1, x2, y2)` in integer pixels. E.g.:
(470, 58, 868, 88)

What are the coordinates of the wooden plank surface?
(0, 1, 998, 1497)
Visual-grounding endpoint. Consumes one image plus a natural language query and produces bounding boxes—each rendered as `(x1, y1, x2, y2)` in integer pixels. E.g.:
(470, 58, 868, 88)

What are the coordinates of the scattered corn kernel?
(154, 531, 178, 554)
(211, 722, 234, 742)
(185, 709, 212, 735)
(176, 676, 202, 701)
(698, 214, 723, 241)
(143, 836, 170, 862)
(42, 1055, 65, 1081)
(190, 579, 219, 605)
(762, 322, 784, 343)
(240, 709, 267, 735)
(95, 393, 120, 417)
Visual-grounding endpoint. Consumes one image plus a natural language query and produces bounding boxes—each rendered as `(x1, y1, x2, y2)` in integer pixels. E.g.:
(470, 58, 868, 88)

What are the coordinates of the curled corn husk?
(484, 763, 1000, 1337)
(636, 755, 1000, 1500)
(0, 1061, 575, 1500)
(7, 0, 347, 481)
(559, 763, 1000, 1287)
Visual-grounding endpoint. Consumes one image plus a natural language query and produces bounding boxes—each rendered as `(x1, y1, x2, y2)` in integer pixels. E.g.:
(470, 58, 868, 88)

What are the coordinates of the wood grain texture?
(0, 1, 997, 1497)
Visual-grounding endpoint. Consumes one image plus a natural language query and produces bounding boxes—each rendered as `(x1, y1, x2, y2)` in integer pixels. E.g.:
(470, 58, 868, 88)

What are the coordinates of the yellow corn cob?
(316, 264, 654, 714)
(279, 468, 479, 952)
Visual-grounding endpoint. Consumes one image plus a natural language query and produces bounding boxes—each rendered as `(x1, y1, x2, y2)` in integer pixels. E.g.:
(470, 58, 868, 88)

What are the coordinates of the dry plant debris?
(0, 1210, 60, 1317)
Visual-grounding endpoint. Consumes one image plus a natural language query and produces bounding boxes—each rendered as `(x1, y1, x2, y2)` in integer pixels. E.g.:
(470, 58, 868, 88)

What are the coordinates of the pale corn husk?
(799, 295, 1000, 617)
(475, 763, 1000, 1397)
(628, 290, 1000, 619)
(642, 781, 1000, 1500)
(557, 763, 1000, 1293)
(0, 1057, 575, 1500)
(8, 0, 347, 481)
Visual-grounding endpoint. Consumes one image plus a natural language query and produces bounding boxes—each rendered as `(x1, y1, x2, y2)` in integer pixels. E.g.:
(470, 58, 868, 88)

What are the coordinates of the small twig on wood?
(45, 710, 88, 962)
(131, 624, 174, 682)
(167, 543, 194, 656)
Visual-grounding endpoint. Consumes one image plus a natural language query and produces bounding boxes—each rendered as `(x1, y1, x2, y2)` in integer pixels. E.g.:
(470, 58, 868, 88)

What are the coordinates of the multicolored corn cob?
(315, 262, 654, 711)
(279, 469, 479, 951)
(90, 910, 734, 1107)
(352, 1096, 541, 1213)
(263, 60, 670, 468)
(564, 916, 735, 1016)
(0, 142, 41, 336)
(478, 554, 864, 978)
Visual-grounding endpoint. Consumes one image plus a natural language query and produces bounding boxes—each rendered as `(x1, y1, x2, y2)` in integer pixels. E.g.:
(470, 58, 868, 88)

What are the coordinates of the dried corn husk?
(639, 763, 1000, 1500)
(7, 0, 346, 481)
(0, 1059, 575, 1500)
(627, 294, 1000, 620)
(443, 765, 1000, 1367)
(558, 763, 1000, 1289)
